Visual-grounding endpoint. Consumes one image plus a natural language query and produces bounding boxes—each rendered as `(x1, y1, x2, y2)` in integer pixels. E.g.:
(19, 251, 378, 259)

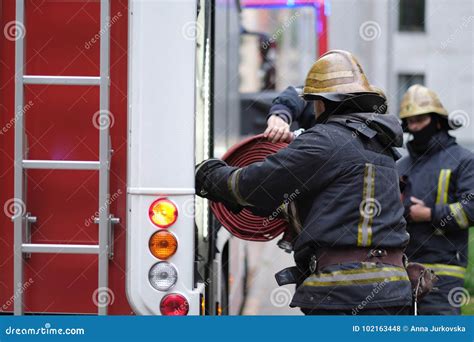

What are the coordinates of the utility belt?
(275, 247, 437, 310)
(275, 247, 407, 287)
(315, 247, 406, 270)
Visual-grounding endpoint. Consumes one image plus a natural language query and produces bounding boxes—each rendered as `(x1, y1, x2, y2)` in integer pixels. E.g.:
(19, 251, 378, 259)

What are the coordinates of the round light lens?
(160, 294, 189, 316)
(149, 231, 178, 260)
(148, 262, 177, 291)
(149, 198, 178, 228)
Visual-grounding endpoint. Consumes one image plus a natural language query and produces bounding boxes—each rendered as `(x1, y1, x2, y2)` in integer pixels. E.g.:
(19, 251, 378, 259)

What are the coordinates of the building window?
(397, 73, 425, 110)
(399, 0, 425, 32)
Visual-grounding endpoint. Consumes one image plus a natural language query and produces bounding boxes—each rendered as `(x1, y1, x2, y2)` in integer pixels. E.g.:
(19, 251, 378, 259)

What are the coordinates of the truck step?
(22, 243, 100, 254)
(23, 75, 101, 86)
(22, 160, 101, 170)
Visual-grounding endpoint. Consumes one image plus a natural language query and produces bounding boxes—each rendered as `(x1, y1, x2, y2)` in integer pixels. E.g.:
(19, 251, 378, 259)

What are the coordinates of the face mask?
(411, 117, 438, 145)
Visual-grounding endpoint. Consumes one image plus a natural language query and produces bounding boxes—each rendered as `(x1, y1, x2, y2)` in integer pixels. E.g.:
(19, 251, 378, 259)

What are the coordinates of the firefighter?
(264, 84, 387, 143)
(397, 84, 474, 315)
(196, 50, 413, 315)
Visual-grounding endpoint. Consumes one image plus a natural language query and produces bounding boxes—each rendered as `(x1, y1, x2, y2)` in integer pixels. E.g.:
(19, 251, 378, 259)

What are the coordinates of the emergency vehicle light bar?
(240, 0, 325, 8)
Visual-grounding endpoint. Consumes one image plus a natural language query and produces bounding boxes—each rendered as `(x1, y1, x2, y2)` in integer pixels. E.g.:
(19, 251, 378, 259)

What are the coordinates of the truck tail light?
(149, 198, 178, 228)
(149, 262, 178, 291)
(149, 231, 177, 260)
(160, 294, 189, 316)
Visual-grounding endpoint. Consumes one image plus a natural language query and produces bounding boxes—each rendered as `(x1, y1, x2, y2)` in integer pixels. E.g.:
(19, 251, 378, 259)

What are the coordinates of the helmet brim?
(302, 92, 387, 112)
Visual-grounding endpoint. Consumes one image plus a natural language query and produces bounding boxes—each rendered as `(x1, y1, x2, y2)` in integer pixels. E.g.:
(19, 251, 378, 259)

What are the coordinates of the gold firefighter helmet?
(302, 50, 377, 101)
(399, 84, 448, 119)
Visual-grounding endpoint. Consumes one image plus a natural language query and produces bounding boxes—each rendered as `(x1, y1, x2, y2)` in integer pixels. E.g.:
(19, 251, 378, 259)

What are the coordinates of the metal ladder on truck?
(13, 0, 119, 315)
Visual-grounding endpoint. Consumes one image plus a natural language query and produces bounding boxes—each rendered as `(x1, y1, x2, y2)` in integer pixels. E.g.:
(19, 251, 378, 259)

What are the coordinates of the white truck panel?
(127, 0, 203, 315)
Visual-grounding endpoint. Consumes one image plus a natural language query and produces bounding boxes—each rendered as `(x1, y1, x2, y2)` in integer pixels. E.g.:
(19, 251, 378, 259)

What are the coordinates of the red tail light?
(160, 294, 189, 316)
(149, 198, 178, 228)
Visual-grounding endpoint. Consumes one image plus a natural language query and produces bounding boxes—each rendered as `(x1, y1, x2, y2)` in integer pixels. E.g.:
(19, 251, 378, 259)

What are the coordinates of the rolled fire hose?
(210, 134, 289, 241)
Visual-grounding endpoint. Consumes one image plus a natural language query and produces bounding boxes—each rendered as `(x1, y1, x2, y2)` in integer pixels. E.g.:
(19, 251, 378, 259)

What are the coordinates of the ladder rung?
(22, 243, 100, 254)
(23, 76, 101, 86)
(23, 160, 100, 170)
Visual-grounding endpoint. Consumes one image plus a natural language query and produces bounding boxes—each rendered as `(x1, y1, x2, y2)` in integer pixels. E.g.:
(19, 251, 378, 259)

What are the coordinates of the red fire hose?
(210, 134, 289, 241)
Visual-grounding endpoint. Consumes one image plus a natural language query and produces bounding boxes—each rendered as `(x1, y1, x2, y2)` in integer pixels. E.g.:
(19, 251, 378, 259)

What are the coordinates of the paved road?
(243, 240, 302, 315)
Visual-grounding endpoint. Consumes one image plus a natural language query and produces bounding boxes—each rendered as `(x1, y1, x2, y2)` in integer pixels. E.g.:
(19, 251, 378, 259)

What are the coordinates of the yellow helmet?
(399, 85, 448, 119)
(303, 50, 377, 101)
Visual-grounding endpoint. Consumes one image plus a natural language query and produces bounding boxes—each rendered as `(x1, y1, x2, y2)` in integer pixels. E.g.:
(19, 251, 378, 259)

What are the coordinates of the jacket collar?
(327, 112, 404, 148)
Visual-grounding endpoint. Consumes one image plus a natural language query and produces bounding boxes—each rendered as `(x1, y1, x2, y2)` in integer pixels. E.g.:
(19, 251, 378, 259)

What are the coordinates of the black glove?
(195, 159, 243, 214)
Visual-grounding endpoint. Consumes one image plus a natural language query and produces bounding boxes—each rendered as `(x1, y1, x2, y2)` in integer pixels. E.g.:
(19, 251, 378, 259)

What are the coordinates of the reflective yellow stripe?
(304, 267, 409, 287)
(228, 169, 253, 207)
(308, 70, 354, 81)
(443, 170, 452, 204)
(288, 201, 303, 233)
(436, 169, 452, 205)
(449, 202, 470, 229)
(435, 169, 445, 204)
(357, 164, 375, 247)
(304, 276, 409, 287)
(422, 263, 466, 272)
(367, 166, 375, 247)
(422, 263, 466, 279)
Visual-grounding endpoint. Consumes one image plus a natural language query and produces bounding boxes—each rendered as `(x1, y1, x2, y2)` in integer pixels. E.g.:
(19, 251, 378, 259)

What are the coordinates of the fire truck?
(0, 0, 328, 315)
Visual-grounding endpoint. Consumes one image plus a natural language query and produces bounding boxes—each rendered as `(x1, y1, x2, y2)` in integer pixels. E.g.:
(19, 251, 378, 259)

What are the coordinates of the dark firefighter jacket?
(198, 112, 413, 310)
(397, 131, 474, 282)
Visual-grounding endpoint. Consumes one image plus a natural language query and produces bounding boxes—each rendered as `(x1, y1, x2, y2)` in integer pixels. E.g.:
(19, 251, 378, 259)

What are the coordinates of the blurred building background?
(328, 0, 473, 147)
(239, 0, 473, 146)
